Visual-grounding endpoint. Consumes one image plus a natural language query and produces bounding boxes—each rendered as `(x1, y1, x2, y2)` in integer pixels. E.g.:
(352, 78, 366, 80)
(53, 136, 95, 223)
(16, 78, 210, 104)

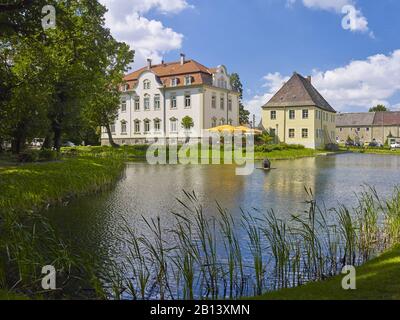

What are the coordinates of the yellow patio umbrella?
(234, 126, 263, 135)
(206, 125, 236, 133)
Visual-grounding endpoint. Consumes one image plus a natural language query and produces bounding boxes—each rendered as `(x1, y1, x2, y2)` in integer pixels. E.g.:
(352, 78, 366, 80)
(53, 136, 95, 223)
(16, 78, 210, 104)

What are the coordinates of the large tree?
(230, 73, 250, 124)
(83, 39, 134, 147)
(369, 104, 388, 112)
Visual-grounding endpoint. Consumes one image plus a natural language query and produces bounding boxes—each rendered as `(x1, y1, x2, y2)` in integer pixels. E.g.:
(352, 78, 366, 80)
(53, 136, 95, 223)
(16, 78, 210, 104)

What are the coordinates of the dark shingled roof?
(262, 72, 336, 113)
(336, 112, 375, 127)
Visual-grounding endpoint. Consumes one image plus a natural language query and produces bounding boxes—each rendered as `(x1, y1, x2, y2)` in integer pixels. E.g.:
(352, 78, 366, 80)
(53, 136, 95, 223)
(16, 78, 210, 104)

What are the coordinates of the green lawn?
(0, 156, 124, 214)
(256, 245, 400, 300)
(61, 145, 329, 162)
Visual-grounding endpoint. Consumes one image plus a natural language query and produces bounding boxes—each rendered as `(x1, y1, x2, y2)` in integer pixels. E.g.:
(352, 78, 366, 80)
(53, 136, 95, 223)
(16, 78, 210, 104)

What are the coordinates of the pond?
(46, 153, 400, 298)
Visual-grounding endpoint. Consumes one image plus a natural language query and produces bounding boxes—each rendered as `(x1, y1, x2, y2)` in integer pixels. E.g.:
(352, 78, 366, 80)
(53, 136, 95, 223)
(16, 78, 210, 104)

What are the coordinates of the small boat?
(256, 167, 276, 171)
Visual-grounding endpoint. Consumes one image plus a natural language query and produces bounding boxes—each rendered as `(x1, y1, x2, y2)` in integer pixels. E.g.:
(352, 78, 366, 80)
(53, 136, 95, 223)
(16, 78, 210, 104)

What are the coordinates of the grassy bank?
(0, 157, 125, 214)
(341, 146, 400, 156)
(0, 156, 125, 299)
(256, 245, 400, 300)
(62, 144, 328, 162)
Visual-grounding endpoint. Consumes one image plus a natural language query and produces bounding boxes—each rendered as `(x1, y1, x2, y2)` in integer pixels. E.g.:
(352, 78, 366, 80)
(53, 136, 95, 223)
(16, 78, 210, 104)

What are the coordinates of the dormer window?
(122, 84, 129, 92)
(143, 80, 151, 90)
(171, 78, 179, 87)
(184, 76, 192, 86)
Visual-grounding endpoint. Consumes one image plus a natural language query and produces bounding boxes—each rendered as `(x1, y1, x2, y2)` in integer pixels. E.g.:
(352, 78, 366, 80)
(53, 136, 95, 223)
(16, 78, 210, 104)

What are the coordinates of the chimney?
(147, 58, 152, 70)
(180, 53, 186, 65)
(307, 75, 312, 83)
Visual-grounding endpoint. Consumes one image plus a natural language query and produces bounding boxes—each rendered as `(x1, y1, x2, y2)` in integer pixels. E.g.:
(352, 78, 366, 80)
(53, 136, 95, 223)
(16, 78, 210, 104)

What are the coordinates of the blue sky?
(100, 0, 400, 123)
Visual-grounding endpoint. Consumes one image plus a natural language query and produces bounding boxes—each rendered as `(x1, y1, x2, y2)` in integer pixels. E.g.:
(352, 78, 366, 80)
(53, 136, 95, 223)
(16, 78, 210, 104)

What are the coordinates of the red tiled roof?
(373, 112, 400, 126)
(124, 60, 215, 89)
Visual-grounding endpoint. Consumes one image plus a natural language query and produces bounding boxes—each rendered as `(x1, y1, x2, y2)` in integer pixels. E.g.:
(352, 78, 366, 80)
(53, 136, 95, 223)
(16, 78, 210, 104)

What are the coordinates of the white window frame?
(121, 121, 127, 134)
(134, 120, 140, 134)
(144, 94, 150, 111)
(134, 97, 140, 111)
(143, 80, 151, 90)
(302, 128, 308, 139)
(144, 120, 150, 133)
(121, 99, 127, 113)
(154, 94, 160, 110)
(170, 119, 178, 133)
(170, 95, 177, 109)
(185, 94, 191, 108)
(154, 119, 161, 132)
(184, 76, 192, 86)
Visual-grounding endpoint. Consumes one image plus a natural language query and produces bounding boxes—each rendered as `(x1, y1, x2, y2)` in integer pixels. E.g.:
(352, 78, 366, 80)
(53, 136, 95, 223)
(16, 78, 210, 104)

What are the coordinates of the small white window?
(184, 76, 192, 86)
(144, 120, 150, 133)
(121, 99, 127, 112)
(143, 80, 151, 90)
(170, 119, 178, 132)
(185, 94, 191, 108)
(121, 121, 127, 134)
(134, 121, 140, 133)
(154, 119, 161, 132)
(228, 98, 232, 111)
(110, 123, 116, 134)
(171, 78, 178, 87)
(211, 95, 216, 109)
(220, 96, 224, 110)
(144, 94, 150, 110)
(170, 95, 177, 109)
(154, 94, 160, 110)
(134, 97, 140, 111)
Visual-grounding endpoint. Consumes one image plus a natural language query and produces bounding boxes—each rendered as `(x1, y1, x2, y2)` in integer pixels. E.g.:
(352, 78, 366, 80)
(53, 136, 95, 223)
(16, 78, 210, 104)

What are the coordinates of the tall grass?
(105, 186, 400, 300)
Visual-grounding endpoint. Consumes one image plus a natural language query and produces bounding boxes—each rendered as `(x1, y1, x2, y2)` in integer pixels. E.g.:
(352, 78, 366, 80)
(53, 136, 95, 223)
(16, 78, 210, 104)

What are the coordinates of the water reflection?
(46, 153, 400, 293)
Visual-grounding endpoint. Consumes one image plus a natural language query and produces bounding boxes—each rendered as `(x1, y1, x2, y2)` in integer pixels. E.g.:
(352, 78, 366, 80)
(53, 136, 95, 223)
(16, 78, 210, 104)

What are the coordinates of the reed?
(104, 186, 400, 300)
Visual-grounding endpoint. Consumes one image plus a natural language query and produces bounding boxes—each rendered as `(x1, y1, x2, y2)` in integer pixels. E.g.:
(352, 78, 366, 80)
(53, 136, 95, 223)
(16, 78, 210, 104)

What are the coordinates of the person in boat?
(263, 158, 271, 169)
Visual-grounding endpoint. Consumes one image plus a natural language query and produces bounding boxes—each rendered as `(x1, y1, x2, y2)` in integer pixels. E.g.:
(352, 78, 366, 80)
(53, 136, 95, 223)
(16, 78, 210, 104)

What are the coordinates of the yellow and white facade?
(261, 72, 336, 149)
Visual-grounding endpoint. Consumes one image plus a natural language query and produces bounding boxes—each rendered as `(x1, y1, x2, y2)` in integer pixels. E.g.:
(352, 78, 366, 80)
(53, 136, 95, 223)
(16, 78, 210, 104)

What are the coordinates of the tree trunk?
(42, 131, 53, 149)
(11, 122, 27, 154)
(52, 120, 62, 152)
(105, 123, 119, 148)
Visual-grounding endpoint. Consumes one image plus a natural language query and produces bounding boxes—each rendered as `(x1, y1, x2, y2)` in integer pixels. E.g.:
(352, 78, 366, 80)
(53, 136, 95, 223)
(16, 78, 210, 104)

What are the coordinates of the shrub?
(254, 143, 305, 153)
(39, 149, 58, 161)
(325, 143, 339, 152)
(18, 150, 40, 163)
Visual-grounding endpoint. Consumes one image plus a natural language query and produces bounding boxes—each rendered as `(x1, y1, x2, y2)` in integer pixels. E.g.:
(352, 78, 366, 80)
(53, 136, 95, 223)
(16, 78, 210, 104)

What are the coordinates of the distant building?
(261, 72, 337, 149)
(336, 111, 400, 145)
(101, 54, 240, 145)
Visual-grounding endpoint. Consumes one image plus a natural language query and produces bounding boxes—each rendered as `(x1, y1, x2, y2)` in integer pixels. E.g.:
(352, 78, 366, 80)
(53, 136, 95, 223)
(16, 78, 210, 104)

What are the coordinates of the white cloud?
(245, 50, 400, 120)
(288, 0, 371, 34)
(100, 0, 192, 69)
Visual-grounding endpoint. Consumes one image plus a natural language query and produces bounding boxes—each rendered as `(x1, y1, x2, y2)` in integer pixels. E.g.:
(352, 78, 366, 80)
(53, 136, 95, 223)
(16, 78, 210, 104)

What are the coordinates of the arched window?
(154, 118, 161, 132)
(134, 120, 140, 133)
(144, 119, 150, 133)
(121, 120, 127, 134)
